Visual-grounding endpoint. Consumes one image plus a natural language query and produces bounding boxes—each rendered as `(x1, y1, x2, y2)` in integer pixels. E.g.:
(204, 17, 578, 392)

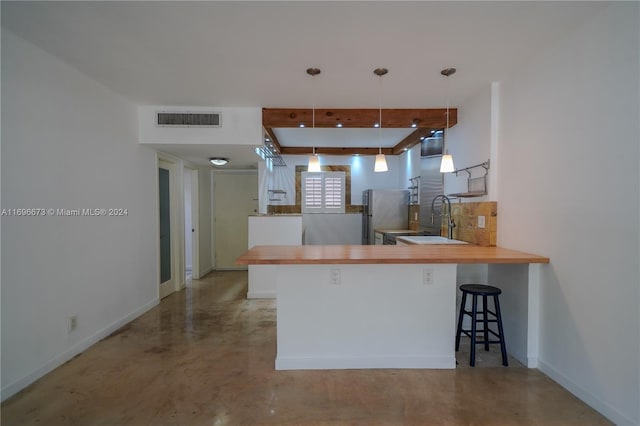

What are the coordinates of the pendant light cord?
(439, 67, 456, 154)
(312, 74, 316, 155)
(306, 67, 321, 157)
(373, 68, 389, 173)
(445, 74, 450, 150)
(378, 75, 382, 154)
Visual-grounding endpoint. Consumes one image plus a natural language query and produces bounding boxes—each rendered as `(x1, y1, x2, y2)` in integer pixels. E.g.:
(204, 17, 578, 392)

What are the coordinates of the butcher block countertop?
(237, 245, 549, 265)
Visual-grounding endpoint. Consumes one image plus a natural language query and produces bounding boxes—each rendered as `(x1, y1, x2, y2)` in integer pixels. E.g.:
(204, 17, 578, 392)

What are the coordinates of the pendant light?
(440, 67, 456, 173)
(374, 67, 388, 173)
(306, 68, 322, 172)
(308, 147, 320, 172)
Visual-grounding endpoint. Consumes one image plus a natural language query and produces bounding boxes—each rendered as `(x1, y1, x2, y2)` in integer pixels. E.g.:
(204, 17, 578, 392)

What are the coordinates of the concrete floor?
(2, 271, 611, 425)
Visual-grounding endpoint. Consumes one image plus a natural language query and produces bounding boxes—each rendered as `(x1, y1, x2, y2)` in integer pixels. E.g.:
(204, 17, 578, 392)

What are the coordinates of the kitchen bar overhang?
(237, 244, 549, 371)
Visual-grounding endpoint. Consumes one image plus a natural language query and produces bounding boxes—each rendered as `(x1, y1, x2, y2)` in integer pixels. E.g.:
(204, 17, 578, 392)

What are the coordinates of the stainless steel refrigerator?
(362, 189, 409, 244)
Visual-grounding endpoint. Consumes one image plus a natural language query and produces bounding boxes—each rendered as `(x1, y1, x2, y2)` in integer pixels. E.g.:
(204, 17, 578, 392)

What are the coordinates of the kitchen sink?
(395, 236, 469, 245)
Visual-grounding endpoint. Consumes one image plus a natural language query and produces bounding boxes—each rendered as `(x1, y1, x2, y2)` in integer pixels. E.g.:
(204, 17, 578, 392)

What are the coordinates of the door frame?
(157, 153, 185, 298)
(183, 165, 200, 280)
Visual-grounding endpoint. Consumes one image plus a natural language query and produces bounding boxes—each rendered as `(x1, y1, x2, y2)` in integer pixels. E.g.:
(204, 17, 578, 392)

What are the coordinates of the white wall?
(1, 30, 159, 399)
(444, 85, 493, 200)
(265, 154, 403, 206)
(398, 144, 421, 191)
(247, 215, 303, 298)
(496, 4, 639, 424)
(446, 91, 492, 320)
(257, 161, 270, 214)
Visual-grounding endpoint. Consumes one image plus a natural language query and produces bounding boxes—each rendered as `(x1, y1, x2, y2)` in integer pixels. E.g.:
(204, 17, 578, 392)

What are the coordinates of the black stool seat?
(456, 284, 508, 367)
(459, 284, 502, 296)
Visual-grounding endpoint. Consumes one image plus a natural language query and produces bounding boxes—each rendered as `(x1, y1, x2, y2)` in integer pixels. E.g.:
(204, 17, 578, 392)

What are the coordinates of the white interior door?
(183, 167, 199, 280)
(214, 171, 258, 270)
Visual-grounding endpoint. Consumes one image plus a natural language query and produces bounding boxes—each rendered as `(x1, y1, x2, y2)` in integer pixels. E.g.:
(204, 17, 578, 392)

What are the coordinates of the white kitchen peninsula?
(247, 215, 302, 298)
(237, 245, 549, 370)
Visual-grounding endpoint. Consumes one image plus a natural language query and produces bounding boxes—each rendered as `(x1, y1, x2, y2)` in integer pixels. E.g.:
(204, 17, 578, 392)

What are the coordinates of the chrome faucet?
(431, 195, 456, 239)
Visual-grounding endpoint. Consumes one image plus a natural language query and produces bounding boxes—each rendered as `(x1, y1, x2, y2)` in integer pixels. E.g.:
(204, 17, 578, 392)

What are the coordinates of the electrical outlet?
(68, 315, 77, 333)
(423, 268, 434, 285)
(478, 215, 486, 229)
(330, 268, 341, 285)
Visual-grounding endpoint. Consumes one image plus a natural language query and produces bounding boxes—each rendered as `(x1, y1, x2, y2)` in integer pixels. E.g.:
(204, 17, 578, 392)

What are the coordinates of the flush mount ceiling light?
(306, 67, 322, 172)
(374, 67, 389, 173)
(440, 67, 456, 173)
(209, 157, 229, 166)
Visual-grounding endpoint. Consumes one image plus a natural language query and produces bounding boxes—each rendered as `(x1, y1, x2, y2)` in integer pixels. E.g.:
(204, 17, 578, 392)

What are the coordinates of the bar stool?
(455, 284, 508, 366)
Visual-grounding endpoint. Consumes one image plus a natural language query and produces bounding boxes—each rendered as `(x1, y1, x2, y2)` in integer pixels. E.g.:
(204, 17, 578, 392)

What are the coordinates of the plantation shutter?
(303, 174, 323, 211)
(302, 172, 345, 213)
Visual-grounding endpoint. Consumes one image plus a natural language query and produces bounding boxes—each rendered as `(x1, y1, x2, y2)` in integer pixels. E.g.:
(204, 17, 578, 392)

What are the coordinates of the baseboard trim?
(507, 348, 527, 367)
(537, 359, 635, 425)
(1, 297, 159, 401)
(275, 355, 455, 370)
(199, 266, 213, 277)
(247, 291, 276, 299)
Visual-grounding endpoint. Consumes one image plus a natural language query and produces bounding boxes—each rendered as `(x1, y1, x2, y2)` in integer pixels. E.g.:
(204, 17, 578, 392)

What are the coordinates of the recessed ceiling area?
(274, 128, 416, 149)
(1, 1, 608, 167)
(264, 107, 456, 156)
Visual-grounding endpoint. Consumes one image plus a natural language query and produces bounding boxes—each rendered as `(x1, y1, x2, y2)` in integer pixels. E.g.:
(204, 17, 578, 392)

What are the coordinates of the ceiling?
(2, 1, 606, 167)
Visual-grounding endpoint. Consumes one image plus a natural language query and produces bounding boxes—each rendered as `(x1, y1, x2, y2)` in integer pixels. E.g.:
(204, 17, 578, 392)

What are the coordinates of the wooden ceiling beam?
(280, 146, 394, 156)
(264, 107, 456, 156)
(392, 128, 432, 155)
(262, 127, 282, 154)
(263, 108, 457, 129)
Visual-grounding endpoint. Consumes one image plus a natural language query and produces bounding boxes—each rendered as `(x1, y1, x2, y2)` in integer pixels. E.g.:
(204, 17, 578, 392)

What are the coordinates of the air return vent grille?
(157, 112, 221, 127)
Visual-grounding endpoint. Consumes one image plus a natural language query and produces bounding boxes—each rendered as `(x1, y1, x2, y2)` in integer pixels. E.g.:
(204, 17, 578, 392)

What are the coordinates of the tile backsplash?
(440, 201, 497, 246)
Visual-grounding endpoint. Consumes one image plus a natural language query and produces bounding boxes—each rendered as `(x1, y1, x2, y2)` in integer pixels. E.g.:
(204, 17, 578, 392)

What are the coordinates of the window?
(302, 172, 346, 213)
